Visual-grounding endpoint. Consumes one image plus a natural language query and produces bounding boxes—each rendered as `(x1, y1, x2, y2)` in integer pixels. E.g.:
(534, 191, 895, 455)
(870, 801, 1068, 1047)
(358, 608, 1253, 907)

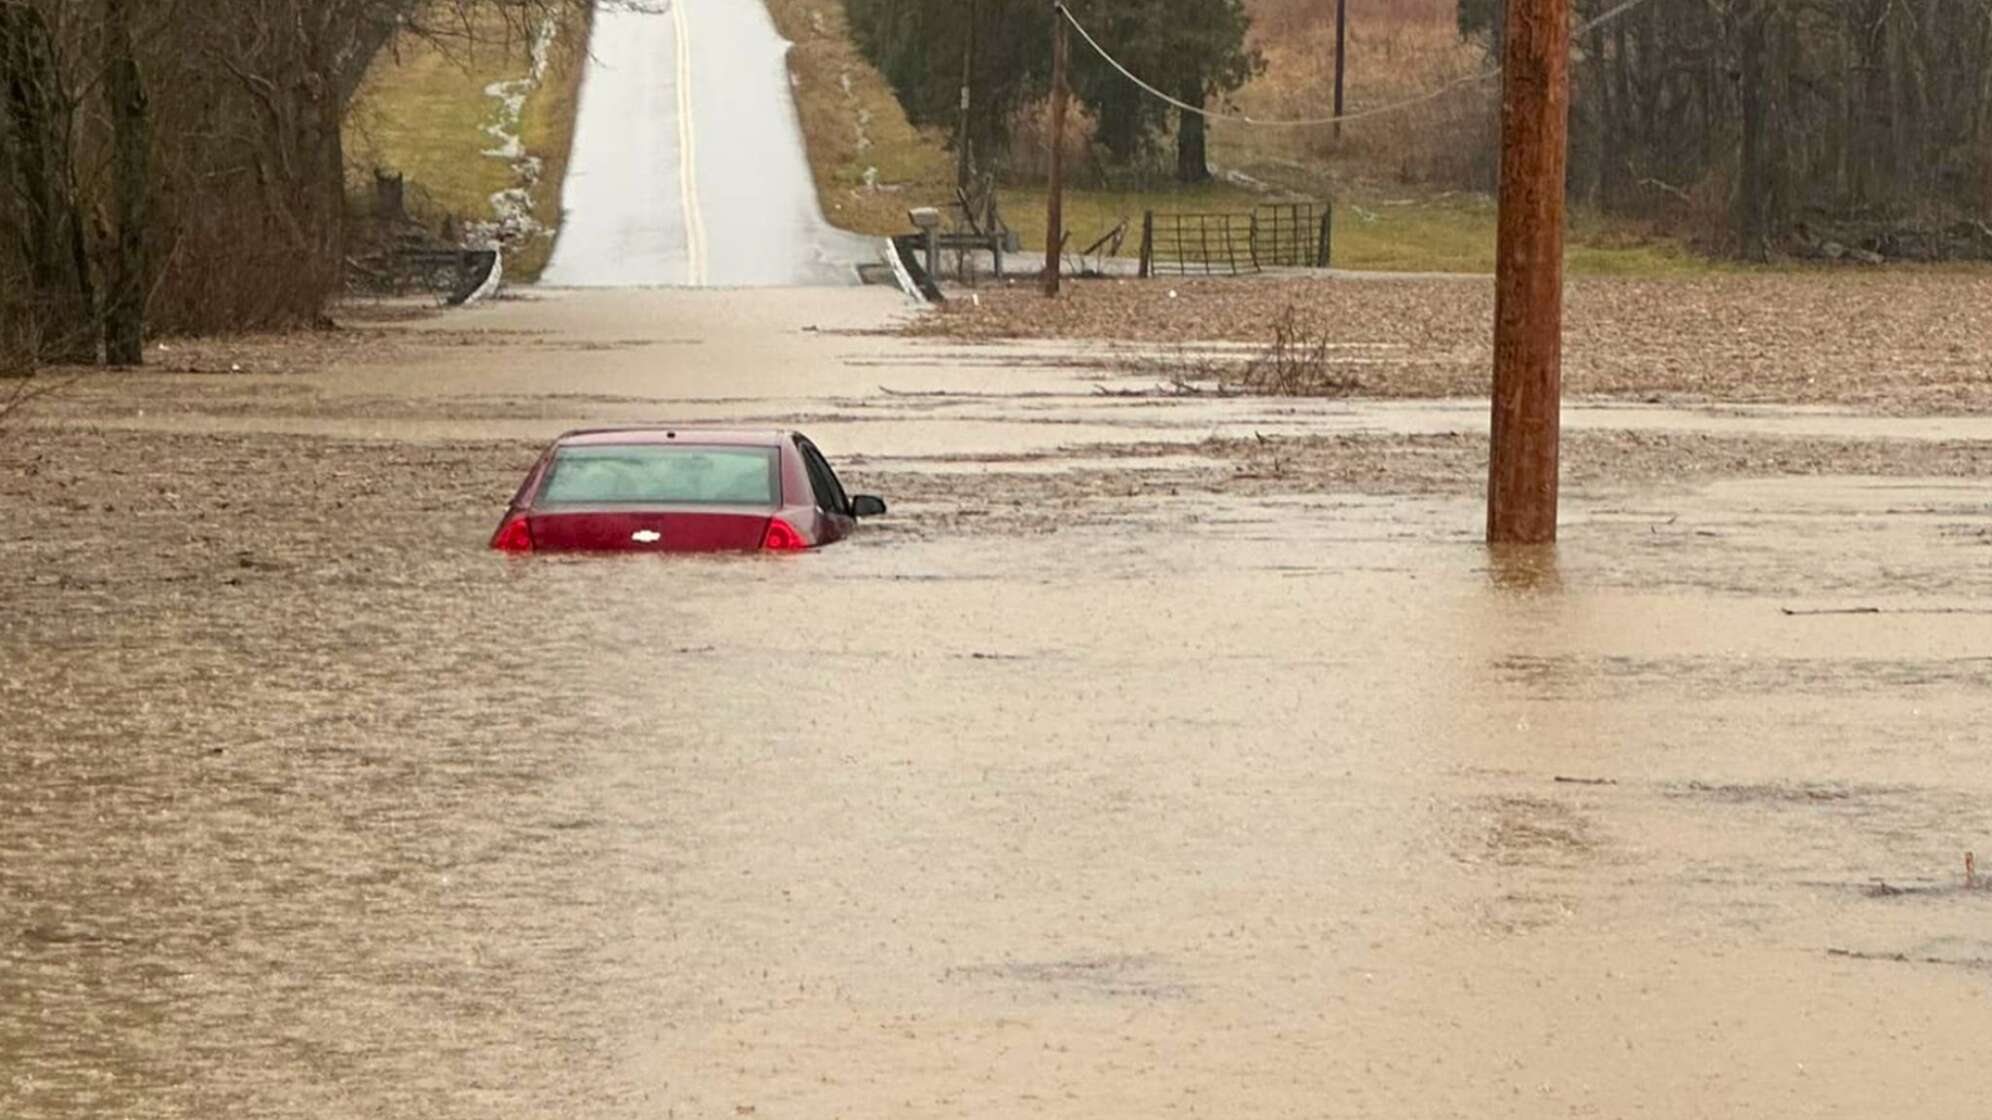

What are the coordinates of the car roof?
(553, 427, 798, 448)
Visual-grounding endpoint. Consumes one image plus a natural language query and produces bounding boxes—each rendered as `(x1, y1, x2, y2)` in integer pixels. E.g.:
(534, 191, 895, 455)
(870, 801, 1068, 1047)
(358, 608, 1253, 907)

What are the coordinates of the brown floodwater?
(3, 289, 1989, 1118)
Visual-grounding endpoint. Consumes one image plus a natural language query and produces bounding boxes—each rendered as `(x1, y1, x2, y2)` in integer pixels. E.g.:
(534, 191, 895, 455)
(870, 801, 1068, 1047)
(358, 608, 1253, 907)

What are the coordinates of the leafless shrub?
(1, 264, 99, 373)
(1228, 303, 1362, 396)
(1120, 342, 1235, 384)
(0, 370, 81, 438)
(2, 294, 44, 377)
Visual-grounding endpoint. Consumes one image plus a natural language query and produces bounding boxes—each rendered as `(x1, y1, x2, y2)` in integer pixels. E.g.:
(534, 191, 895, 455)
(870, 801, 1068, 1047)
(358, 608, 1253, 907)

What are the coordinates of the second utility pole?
(1044, 2, 1069, 297)
(958, 0, 978, 193)
(1332, 0, 1347, 139)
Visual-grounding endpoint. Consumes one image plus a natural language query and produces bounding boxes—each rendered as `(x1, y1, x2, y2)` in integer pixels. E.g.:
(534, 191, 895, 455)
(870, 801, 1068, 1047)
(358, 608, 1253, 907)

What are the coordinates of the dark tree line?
(843, 0, 1261, 184)
(1464, 0, 1992, 255)
(0, 0, 573, 372)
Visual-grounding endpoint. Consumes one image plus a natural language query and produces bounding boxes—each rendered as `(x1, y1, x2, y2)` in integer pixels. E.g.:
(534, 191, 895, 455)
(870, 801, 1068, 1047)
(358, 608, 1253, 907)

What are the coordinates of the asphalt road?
(540, 0, 875, 288)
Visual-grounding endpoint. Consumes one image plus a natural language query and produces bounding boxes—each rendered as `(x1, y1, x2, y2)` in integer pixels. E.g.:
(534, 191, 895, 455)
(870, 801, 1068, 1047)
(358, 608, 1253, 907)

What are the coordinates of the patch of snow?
(466, 18, 562, 254)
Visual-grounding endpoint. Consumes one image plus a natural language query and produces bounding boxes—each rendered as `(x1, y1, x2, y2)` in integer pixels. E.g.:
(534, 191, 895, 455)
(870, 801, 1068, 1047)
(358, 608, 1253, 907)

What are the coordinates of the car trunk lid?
(527, 508, 771, 552)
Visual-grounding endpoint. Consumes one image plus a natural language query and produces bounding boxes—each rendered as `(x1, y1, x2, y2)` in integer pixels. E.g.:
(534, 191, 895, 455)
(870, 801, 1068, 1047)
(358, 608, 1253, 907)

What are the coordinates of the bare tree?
(1, 0, 97, 364)
(0, 0, 585, 374)
(103, 0, 147, 365)
(1461, 0, 1992, 253)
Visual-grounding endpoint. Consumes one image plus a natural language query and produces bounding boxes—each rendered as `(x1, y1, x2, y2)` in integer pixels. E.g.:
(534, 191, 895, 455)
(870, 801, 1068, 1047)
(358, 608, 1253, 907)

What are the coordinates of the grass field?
(344, 10, 588, 281)
(996, 184, 1722, 276)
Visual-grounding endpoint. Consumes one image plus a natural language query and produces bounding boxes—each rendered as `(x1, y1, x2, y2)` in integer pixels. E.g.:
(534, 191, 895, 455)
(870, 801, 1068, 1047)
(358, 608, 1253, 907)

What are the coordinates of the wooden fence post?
(1043, 4, 1068, 297)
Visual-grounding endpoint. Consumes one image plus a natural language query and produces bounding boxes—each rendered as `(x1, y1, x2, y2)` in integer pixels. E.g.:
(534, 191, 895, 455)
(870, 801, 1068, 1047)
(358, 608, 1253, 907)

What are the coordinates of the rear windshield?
(536, 444, 779, 507)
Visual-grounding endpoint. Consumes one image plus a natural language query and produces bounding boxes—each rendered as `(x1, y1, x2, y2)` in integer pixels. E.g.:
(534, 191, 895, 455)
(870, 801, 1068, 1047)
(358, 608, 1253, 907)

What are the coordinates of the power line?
(1055, 0, 1664, 129)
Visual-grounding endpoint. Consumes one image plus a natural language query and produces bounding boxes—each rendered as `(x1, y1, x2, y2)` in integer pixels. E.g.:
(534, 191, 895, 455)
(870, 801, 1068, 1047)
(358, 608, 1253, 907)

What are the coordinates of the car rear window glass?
(536, 445, 779, 507)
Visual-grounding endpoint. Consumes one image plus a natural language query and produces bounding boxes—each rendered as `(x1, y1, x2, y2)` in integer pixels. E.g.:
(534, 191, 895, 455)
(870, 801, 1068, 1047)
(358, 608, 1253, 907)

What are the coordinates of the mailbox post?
(908, 207, 943, 283)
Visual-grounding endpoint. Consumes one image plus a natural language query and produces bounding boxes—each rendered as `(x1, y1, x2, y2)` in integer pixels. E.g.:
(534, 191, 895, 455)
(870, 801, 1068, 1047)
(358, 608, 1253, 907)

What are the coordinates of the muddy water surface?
(4, 289, 1990, 1118)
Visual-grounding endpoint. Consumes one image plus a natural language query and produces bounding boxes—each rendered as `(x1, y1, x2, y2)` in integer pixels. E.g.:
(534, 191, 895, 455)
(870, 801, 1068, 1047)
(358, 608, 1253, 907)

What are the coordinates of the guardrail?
(350, 246, 501, 305)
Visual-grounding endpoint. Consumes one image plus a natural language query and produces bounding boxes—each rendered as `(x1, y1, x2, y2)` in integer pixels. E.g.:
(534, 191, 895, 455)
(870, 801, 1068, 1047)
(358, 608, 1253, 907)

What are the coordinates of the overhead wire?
(1055, 0, 1667, 129)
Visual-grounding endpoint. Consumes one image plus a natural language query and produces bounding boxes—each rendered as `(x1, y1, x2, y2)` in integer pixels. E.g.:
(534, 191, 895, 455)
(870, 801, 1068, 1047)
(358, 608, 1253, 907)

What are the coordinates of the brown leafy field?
(907, 271, 1992, 413)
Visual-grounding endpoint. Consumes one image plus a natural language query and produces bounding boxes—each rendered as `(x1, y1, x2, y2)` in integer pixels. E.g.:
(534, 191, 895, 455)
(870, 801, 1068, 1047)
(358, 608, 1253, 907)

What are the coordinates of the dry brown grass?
(763, 0, 955, 236)
(1252, 0, 1457, 36)
(1217, 0, 1494, 190)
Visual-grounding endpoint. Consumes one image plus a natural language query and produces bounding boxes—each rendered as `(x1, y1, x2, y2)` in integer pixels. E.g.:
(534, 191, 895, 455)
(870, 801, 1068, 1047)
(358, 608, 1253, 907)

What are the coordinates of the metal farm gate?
(1250, 203, 1332, 268)
(1140, 212, 1258, 276)
(1138, 202, 1333, 277)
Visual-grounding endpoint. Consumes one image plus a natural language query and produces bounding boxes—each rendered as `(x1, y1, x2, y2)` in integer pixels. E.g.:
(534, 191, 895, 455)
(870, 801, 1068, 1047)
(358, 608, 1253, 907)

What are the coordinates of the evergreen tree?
(845, 0, 1053, 168)
(844, 0, 1260, 182)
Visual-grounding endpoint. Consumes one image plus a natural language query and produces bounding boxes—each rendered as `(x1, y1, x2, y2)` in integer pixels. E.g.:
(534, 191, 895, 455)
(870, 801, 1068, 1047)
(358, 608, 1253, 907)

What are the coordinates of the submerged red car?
(489, 427, 887, 553)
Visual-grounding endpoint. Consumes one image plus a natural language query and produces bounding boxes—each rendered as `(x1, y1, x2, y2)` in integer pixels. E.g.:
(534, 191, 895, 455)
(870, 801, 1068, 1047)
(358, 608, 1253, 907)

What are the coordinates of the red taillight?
(491, 512, 533, 552)
(760, 517, 806, 551)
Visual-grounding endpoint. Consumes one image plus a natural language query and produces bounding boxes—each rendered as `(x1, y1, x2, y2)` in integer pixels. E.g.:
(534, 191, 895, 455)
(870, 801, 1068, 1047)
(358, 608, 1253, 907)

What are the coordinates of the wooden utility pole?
(1332, 0, 1348, 139)
(1043, 2, 1069, 297)
(1485, 0, 1570, 543)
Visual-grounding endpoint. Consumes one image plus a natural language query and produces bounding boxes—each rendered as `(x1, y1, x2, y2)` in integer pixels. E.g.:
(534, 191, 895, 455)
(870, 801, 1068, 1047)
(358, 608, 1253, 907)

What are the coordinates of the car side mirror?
(851, 495, 888, 518)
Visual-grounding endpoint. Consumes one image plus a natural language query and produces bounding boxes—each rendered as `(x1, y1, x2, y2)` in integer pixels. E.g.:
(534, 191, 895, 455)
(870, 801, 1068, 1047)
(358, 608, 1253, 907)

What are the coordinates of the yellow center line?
(673, 0, 707, 286)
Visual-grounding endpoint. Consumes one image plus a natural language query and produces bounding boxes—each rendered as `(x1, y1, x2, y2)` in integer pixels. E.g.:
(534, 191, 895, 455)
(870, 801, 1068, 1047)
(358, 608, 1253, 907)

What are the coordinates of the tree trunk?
(3, 4, 95, 364)
(1834, 18, 1852, 201)
(1591, 22, 1622, 208)
(309, 23, 348, 314)
(1175, 82, 1209, 183)
(1736, 0, 1773, 259)
(1886, 2, 1910, 197)
(334, 13, 401, 109)
(104, 0, 150, 366)
(1976, 14, 1992, 211)
(1610, 16, 1634, 206)
(3, 8, 59, 298)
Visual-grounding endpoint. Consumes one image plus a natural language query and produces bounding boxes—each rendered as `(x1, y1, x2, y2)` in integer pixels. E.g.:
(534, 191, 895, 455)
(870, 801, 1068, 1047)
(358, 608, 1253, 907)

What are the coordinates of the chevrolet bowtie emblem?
(631, 530, 662, 543)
